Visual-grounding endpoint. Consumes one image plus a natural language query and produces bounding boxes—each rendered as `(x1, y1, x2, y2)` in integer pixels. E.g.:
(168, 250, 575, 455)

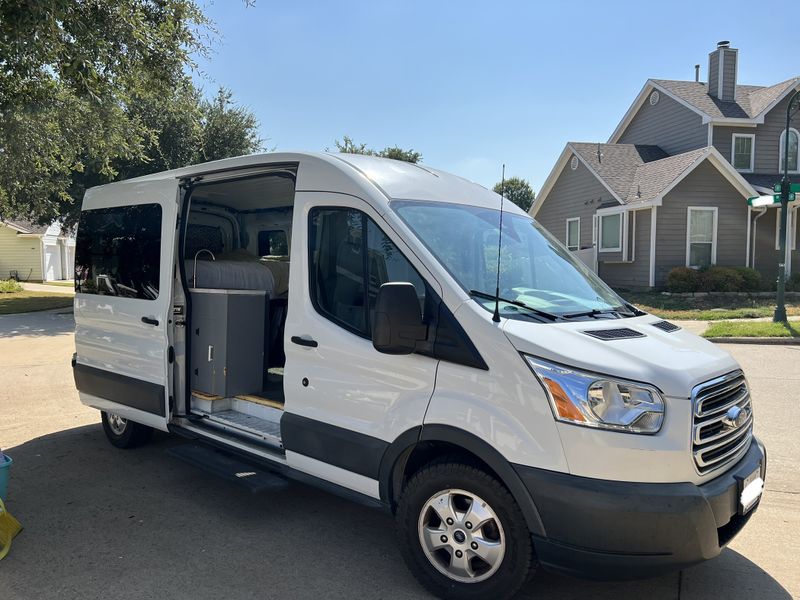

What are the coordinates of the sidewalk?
(20, 282, 75, 295)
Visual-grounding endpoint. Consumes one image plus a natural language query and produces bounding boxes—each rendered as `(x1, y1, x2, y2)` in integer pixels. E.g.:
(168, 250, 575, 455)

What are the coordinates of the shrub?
(0, 279, 23, 293)
(733, 267, 762, 292)
(666, 267, 699, 293)
(697, 266, 744, 292)
(787, 273, 800, 292)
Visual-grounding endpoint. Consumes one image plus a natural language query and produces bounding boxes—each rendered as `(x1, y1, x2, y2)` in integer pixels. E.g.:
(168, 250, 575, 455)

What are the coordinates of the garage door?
(44, 244, 62, 281)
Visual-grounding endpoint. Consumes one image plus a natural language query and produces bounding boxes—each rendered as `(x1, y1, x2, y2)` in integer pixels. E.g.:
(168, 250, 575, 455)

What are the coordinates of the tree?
(198, 88, 263, 162)
(59, 84, 263, 225)
(333, 136, 421, 163)
(493, 177, 536, 212)
(0, 1, 212, 224)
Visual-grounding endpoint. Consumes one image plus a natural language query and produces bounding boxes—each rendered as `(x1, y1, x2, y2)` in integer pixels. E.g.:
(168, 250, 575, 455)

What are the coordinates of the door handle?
(291, 335, 318, 348)
(141, 316, 160, 326)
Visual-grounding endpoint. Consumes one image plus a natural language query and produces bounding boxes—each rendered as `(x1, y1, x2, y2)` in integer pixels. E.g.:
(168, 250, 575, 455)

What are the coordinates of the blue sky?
(194, 0, 799, 191)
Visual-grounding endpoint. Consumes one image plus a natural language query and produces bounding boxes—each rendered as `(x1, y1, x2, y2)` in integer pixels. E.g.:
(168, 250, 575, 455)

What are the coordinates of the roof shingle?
(652, 77, 799, 120)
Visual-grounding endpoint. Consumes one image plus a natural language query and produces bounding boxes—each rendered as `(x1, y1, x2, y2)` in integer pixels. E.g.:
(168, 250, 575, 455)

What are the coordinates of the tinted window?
(309, 207, 425, 337)
(258, 229, 289, 256)
(75, 204, 162, 300)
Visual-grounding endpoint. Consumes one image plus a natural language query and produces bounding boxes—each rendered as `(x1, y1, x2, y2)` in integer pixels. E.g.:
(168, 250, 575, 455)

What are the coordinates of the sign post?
(774, 89, 800, 323)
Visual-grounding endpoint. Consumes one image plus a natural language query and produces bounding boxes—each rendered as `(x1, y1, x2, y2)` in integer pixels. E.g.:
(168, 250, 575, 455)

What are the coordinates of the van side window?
(74, 204, 162, 300)
(309, 207, 426, 337)
(258, 229, 289, 256)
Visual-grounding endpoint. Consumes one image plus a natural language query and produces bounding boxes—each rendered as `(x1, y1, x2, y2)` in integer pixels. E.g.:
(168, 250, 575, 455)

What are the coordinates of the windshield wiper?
(562, 306, 635, 319)
(468, 290, 561, 322)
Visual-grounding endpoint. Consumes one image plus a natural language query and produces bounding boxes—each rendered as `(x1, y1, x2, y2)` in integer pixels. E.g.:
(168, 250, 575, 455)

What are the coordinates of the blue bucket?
(0, 454, 11, 502)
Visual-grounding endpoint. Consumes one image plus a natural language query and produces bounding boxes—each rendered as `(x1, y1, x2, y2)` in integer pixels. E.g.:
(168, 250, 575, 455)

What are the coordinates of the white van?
(72, 152, 765, 599)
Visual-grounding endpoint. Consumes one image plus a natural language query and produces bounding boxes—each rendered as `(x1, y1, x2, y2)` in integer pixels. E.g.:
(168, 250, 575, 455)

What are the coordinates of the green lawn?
(622, 291, 800, 321)
(702, 320, 800, 338)
(0, 291, 74, 314)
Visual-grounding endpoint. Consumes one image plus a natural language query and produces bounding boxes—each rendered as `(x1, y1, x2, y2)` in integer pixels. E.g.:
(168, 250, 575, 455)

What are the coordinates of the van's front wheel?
(101, 411, 152, 449)
(396, 462, 536, 600)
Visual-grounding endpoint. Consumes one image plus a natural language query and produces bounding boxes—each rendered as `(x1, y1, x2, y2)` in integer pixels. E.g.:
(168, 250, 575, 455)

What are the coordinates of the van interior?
(179, 168, 296, 450)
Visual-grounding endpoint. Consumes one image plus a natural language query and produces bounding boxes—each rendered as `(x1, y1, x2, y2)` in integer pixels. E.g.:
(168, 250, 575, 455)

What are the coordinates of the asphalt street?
(0, 310, 797, 599)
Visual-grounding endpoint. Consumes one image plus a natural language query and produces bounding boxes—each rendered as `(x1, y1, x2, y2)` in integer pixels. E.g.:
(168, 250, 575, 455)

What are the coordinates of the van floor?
(190, 369, 285, 448)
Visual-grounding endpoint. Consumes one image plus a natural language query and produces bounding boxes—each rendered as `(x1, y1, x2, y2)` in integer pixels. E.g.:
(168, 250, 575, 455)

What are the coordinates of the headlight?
(525, 355, 664, 434)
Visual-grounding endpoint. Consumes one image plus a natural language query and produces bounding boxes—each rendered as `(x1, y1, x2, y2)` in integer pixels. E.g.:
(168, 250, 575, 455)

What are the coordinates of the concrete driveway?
(0, 310, 797, 599)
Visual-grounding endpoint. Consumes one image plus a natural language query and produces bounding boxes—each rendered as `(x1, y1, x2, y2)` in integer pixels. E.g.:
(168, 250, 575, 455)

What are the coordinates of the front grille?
(582, 327, 645, 341)
(692, 371, 753, 474)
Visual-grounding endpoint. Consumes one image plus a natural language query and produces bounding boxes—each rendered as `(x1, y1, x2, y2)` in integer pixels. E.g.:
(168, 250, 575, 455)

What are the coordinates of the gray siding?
(617, 92, 708, 155)
(751, 206, 800, 282)
(713, 94, 799, 174)
(720, 48, 737, 101)
(535, 156, 614, 249)
(654, 160, 748, 286)
(599, 208, 652, 290)
(708, 52, 720, 99)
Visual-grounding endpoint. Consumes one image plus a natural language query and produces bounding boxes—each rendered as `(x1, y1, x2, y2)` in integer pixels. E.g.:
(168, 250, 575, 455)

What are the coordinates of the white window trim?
(565, 217, 581, 251)
(685, 206, 718, 268)
(774, 206, 797, 251)
(598, 212, 623, 253)
(731, 133, 755, 173)
(779, 127, 800, 174)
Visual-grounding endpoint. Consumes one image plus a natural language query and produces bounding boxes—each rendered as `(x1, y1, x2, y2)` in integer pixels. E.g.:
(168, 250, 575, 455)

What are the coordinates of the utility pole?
(774, 89, 800, 323)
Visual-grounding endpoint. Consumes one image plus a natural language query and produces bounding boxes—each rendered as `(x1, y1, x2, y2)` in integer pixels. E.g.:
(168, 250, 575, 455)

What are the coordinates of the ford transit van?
(72, 152, 765, 599)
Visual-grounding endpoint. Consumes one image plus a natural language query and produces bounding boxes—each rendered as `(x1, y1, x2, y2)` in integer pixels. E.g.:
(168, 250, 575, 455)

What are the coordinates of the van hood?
(503, 315, 740, 398)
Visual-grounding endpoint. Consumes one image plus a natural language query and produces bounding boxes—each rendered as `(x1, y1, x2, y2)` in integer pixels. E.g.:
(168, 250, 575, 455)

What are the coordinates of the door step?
(205, 409, 282, 446)
(167, 442, 289, 493)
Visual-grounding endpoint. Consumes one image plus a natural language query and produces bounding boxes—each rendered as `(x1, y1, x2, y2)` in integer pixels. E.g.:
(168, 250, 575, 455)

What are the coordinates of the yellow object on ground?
(0, 498, 22, 560)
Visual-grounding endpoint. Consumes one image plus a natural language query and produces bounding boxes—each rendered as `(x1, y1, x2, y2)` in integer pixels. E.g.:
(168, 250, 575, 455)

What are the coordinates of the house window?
(779, 128, 799, 173)
(566, 218, 580, 251)
(774, 207, 797, 251)
(731, 134, 754, 172)
(598, 213, 622, 252)
(686, 207, 717, 268)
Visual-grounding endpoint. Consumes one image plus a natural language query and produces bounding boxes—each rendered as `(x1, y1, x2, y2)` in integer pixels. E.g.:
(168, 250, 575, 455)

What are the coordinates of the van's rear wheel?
(101, 411, 152, 449)
(396, 462, 536, 600)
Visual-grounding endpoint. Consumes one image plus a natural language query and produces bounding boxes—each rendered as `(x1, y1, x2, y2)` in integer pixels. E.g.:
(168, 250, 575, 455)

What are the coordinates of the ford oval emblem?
(722, 405, 749, 429)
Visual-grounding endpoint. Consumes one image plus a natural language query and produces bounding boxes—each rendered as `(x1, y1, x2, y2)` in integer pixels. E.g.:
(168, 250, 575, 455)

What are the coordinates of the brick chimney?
(707, 41, 738, 101)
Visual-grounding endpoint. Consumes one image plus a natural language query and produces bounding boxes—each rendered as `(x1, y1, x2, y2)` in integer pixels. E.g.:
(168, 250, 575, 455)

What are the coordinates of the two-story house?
(531, 42, 800, 289)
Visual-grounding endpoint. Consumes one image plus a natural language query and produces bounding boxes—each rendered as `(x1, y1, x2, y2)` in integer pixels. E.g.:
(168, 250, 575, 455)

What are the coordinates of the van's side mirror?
(372, 282, 427, 355)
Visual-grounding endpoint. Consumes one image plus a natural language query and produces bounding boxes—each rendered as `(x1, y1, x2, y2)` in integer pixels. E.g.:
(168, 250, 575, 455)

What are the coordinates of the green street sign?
(747, 193, 795, 206)
(773, 182, 800, 193)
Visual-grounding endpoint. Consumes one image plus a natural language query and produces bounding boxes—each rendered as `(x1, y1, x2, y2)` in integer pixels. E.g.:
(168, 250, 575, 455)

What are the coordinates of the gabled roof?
(652, 78, 798, 120)
(609, 77, 800, 143)
(570, 143, 668, 200)
(1, 219, 49, 235)
(531, 144, 757, 217)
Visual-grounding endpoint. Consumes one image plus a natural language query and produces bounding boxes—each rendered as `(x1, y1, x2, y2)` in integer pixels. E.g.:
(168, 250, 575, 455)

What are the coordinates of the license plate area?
(736, 462, 763, 515)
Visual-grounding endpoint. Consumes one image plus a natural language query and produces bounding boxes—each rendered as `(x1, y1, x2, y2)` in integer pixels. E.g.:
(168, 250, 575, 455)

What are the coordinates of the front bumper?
(513, 437, 766, 580)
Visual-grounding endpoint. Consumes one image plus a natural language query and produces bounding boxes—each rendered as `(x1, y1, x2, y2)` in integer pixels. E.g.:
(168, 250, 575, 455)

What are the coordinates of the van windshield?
(392, 200, 632, 320)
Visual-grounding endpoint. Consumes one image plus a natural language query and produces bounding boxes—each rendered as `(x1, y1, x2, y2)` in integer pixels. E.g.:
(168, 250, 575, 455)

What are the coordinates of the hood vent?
(651, 320, 680, 333)
(582, 328, 645, 341)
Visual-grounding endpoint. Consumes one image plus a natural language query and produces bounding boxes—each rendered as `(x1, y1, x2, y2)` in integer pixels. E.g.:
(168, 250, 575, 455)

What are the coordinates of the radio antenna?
(492, 165, 505, 323)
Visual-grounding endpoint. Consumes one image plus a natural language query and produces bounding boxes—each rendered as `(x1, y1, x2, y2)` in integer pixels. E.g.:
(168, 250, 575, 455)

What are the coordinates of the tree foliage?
(333, 135, 421, 163)
(0, 1, 260, 225)
(493, 177, 536, 212)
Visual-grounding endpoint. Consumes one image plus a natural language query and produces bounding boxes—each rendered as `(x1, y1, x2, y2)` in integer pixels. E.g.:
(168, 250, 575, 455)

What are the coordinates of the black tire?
(396, 462, 536, 600)
(100, 411, 152, 449)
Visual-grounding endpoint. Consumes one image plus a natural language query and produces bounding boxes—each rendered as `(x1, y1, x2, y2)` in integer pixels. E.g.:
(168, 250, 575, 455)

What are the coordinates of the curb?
(704, 337, 800, 345)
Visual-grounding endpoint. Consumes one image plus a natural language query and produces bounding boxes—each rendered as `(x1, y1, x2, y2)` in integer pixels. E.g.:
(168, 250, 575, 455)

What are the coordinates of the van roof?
(90, 152, 526, 215)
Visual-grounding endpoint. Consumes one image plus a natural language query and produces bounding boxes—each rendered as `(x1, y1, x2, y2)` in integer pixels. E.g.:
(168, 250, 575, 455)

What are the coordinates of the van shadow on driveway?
(0, 310, 75, 339)
(0, 424, 790, 600)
